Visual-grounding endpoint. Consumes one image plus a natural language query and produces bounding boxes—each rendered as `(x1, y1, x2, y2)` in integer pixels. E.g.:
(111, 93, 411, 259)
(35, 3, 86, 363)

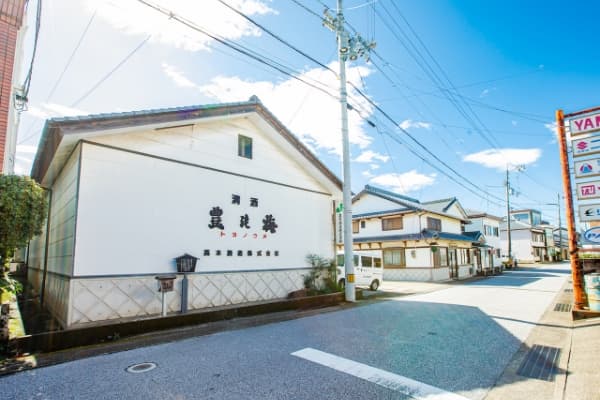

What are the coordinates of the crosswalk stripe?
(291, 347, 469, 400)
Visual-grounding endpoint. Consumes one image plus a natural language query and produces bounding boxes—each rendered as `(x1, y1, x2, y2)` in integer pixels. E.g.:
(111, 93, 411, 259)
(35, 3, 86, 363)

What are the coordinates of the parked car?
(336, 251, 383, 290)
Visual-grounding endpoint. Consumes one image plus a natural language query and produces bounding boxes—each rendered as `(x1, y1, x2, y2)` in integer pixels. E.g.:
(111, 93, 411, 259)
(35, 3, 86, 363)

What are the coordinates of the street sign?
(576, 180, 600, 200)
(583, 227, 600, 244)
(579, 204, 600, 222)
(569, 112, 600, 136)
(575, 158, 600, 178)
(572, 135, 600, 157)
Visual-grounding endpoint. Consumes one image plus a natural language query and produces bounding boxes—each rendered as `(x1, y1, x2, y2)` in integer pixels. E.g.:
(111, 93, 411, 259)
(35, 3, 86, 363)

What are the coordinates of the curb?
(8, 292, 347, 356)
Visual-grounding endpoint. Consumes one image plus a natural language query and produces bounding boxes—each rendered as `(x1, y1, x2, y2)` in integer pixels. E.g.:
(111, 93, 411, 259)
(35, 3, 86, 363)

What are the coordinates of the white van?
(336, 251, 383, 291)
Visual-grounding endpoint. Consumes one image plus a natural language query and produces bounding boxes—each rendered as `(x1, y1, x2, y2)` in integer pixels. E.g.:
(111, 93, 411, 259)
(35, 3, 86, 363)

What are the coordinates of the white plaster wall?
(88, 117, 328, 194)
(353, 194, 405, 214)
(354, 213, 463, 238)
(510, 230, 535, 262)
(46, 146, 80, 276)
(467, 219, 483, 233)
(445, 203, 464, 219)
(355, 214, 420, 239)
(405, 247, 431, 268)
(439, 216, 462, 234)
(74, 143, 335, 276)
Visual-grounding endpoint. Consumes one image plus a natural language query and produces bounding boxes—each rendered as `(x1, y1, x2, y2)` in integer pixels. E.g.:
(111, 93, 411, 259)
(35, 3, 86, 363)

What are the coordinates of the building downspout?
(40, 188, 53, 306)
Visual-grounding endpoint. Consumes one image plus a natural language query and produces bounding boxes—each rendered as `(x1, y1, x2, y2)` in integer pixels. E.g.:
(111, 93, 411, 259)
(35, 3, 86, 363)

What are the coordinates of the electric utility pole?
(505, 168, 512, 262)
(558, 192, 563, 260)
(324, 1, 374, 302)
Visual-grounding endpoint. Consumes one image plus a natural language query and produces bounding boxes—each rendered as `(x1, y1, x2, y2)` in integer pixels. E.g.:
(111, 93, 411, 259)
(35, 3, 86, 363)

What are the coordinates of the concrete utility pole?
(505, 167, 512, 262)
(324, 1, 374, 302)
(558, 193, 563, 260)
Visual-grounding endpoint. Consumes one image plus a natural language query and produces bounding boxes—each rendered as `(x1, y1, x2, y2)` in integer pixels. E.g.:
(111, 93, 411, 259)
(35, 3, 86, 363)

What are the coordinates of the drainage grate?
(517, 345, 561, 381)
(554, 303, 572, 312)
(126, 362, 157, 374)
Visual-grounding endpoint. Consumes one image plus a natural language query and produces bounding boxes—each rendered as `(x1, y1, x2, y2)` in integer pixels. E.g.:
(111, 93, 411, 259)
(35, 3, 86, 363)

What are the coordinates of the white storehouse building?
(27, 97, 342, 328)
(343, 185, 481, 281)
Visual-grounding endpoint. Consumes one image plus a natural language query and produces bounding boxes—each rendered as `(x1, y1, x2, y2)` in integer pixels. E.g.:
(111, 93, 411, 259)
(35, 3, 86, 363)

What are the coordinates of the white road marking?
(291, 347, 469, 400)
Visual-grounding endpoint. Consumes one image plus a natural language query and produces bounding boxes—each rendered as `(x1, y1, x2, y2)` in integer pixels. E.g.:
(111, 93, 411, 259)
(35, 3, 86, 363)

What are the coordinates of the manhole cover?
(126, 362, 157, 374)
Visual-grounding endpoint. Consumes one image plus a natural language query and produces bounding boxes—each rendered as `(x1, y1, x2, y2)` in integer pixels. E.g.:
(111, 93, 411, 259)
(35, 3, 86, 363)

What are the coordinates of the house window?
(433, 247, 448, 267)
(360, 220, 366, 228)
(427, 217, 442, 231)
(238, 135, 253, 159)
(382, 216, 403, 231)
(352, 220, 359, 233)
(383, 249, 406, 267)
(493, 227, 499, 237)
(496, 249, 501, 257)
(432, 248, 441, 267)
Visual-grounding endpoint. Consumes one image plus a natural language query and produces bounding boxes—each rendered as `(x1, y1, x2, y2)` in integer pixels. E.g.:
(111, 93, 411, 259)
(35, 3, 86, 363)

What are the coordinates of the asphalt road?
(0, 263, 568, 400)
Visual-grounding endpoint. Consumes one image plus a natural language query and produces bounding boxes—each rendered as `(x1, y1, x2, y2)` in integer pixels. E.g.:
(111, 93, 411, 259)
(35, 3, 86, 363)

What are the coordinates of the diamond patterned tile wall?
(69, 269, 309, 328)
(384, 268, 432, 282)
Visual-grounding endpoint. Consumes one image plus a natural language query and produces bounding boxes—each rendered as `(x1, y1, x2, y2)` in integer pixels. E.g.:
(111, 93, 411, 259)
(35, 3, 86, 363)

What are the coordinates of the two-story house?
(465, 210, 502, 272)
(500, 218, 546, 263)
(343, 185, 480, 282)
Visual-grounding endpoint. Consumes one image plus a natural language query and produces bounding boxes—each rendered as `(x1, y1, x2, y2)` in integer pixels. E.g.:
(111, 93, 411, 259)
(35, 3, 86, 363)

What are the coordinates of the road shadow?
(293, 299, 566, 399)
(465, 267, 568, 288)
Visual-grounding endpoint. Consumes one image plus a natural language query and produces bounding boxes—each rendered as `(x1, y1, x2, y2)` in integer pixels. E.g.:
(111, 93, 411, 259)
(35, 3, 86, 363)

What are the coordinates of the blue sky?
(14, 0, 600, 226)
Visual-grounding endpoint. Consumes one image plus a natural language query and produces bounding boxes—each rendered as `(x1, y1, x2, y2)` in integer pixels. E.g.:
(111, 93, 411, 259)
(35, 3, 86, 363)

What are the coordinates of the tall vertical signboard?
(558, 107, 600, 310)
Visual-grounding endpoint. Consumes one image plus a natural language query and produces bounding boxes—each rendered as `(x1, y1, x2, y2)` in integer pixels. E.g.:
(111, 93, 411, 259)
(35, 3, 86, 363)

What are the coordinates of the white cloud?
(399, 119, 431, 130)
(362, 170, 375, 179)
(370, 170, 436, 194)
(545, 122, 557, 134)
(87, 0, 274, 52)
(354, 150, 389, 163)
(369, 164, 380, 170)
(479, 87, 496, 98)
(161, 63, 197, 88)
(26, 103, 89, 119)
(463, 148, 541, 171)
(198, 62, 375, 154)
(511, 120, 518, 126)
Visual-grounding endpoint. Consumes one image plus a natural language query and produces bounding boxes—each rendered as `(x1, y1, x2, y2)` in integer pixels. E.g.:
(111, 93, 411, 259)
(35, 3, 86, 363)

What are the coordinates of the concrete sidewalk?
(485, 278, 600, 400)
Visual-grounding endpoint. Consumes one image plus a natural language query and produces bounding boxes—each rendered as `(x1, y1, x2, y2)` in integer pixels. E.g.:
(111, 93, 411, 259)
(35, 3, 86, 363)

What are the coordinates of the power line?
(72, 34, 151, 107)
(137, 0, 341, 101)
(234, 0, 507, 204)
(136, 0, 507, 207)
(218, 0, 335, 76)
(375, 3, 502, 151)
(46, 10, 97, 101)
(21, 0, 43, 99)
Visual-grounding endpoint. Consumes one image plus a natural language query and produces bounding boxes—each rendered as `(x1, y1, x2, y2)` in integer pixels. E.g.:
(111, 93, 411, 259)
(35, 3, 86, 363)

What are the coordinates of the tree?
(0, 174, 48, 293)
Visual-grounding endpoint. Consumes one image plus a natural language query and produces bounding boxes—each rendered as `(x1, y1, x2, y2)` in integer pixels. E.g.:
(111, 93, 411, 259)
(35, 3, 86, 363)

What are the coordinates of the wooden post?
(556, 109, 586, 309)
